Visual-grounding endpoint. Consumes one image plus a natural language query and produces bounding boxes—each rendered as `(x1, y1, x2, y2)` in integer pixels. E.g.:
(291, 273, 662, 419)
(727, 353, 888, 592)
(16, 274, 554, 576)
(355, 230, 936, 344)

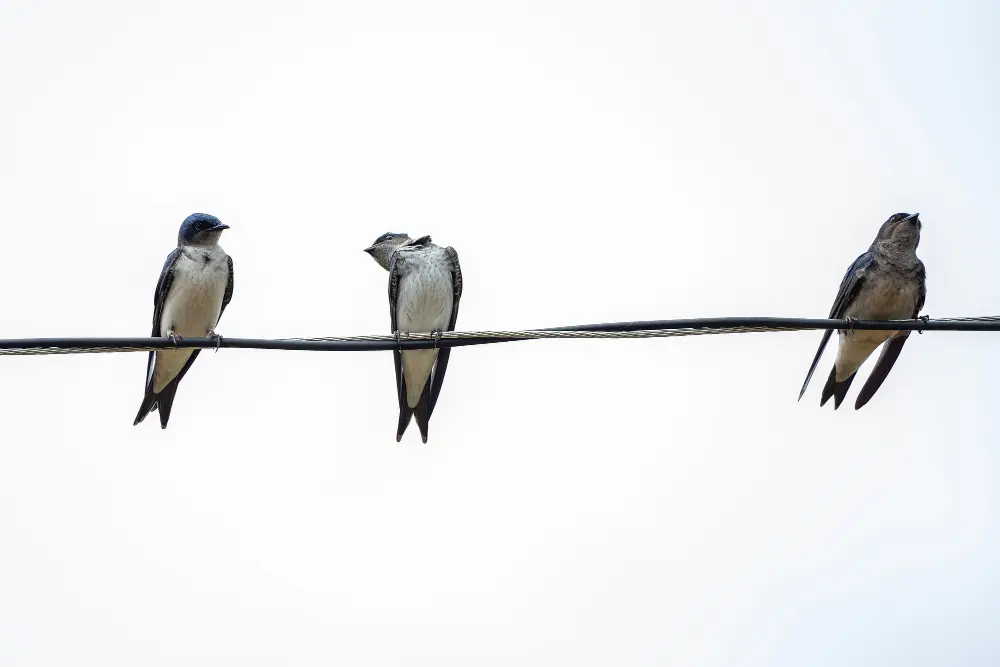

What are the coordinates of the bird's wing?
(853, 260, 927, 410)
(913, 260, 927, 315)
(853, 336, 906, 409)
(151, 248, 182, 336)
(826, 250, 875, 320)
(388, 251, 408, 414)
(428, 246, 462, 417)
(219, 254, 234, 321)
(144, 248, 183, 391)
(798, 250, 874, 400)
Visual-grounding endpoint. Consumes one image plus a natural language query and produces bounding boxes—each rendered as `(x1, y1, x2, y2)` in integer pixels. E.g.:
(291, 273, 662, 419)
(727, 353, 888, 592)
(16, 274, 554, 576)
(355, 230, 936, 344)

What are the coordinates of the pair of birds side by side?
(133, 216, 463, 444)
(133, 210, 923, 437)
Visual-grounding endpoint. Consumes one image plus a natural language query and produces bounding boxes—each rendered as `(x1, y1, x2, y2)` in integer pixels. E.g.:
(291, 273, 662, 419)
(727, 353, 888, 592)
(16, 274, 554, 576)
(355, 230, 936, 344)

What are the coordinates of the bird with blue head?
(177, 212, 230, 246)
(134, 213, 235, 429)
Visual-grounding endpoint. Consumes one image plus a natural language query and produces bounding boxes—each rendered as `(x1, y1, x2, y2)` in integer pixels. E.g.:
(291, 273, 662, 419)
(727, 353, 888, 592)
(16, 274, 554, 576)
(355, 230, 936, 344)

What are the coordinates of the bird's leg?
(166, 330, 183, 346)
(394, 330, 410, 351)
(207, 329, 222, 351)
(917, 314, 930, 334)
(431, 329, 442, 349)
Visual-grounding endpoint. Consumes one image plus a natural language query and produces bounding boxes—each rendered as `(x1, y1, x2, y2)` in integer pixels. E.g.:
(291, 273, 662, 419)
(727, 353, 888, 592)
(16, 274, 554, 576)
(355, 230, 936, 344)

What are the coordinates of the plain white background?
(1, 1, 998, 664)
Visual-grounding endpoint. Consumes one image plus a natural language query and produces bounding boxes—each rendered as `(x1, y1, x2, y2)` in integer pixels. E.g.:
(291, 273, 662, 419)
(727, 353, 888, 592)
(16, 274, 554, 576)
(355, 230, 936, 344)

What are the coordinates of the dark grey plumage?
(798, 212, 926, 410)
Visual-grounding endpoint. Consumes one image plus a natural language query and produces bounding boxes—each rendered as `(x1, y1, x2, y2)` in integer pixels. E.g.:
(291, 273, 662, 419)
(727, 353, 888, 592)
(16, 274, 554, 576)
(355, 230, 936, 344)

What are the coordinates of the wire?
(0, 315, 998, 356)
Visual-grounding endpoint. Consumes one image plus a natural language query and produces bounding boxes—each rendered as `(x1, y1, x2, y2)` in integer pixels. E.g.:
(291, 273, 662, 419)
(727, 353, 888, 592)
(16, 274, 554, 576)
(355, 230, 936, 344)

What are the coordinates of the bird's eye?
(194, 222, 209, 231)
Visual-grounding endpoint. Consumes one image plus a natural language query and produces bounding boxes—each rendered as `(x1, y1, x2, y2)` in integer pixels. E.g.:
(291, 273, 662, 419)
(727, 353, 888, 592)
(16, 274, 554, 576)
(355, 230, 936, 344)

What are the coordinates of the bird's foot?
(839, 316, 859, 334)
(917, 314, 930, 334)
(394, 330, 410, 350)
(166, 331, 183, 346)
(207, 329, 223, 351)
(431, 329, 442, 348)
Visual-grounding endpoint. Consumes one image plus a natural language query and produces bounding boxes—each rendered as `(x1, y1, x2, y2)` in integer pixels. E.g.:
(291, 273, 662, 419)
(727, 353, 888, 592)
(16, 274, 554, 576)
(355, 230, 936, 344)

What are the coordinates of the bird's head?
(874, 212, 921, 252)
(178, 213, 229, 247)
(364, 232, 411, 270)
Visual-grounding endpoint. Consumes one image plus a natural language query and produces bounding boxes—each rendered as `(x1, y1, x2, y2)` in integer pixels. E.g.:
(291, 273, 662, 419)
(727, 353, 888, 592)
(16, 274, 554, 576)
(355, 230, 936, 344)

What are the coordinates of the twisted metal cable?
(0, 315, 999, 356)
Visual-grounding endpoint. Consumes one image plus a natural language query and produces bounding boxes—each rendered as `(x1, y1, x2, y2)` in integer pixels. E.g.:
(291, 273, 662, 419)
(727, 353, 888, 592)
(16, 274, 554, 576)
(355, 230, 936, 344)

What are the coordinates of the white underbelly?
(152, 258, 227, 393)
(835, 274, 917, 380)
(152, 349, 196, 393)
(160, 277, 225, 337)
(396, 277, 453, 407)
(834, 330, 899, 381)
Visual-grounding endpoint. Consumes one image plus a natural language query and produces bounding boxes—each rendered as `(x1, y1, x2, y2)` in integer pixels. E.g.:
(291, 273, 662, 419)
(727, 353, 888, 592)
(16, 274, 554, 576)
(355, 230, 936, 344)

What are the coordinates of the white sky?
(1, 1, 998, 665)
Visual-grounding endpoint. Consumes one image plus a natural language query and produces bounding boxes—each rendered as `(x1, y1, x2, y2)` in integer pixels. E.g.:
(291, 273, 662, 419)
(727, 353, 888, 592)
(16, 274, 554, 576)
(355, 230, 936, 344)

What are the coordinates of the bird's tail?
(413, 384, 431, 444)
(155, 382, 180, 429)
(397, 383, 432, 443)
(133, 391, 158, 426)
(395, 404, 413, 442)
(820, 366, 856, 409)
(133, 382, 180, 429)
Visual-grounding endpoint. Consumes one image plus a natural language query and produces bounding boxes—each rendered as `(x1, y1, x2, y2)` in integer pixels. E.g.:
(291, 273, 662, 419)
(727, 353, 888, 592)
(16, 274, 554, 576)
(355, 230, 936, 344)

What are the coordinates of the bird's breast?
(395, 254, 454, 333)
(844, 269, 921, 323)
(835, 268, 921, 380)
(160, 250, 229, 337)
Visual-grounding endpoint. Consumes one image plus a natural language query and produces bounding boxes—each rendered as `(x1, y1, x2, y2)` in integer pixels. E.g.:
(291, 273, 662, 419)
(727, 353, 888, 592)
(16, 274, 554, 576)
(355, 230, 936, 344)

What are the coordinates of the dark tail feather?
(395, 375, 432, 444)
(820, 366, 856, 409)
(427, 348, 452, 418)
(799, 330, 833, 401)
(396, 404, 414, 442)
(413, 382, 431, 444)
(855, 335, 908, 410)
(133, 392, 158, 426)
(134, 350, 199, 430)
(155, 382, 180, 429)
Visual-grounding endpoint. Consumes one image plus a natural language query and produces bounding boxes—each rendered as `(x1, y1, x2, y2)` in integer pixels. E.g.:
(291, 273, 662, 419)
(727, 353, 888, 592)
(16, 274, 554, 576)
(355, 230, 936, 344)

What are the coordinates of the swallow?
(134, 213, 233, 428)
(799, 212, 926, 409)
(365, 232, 463, 442)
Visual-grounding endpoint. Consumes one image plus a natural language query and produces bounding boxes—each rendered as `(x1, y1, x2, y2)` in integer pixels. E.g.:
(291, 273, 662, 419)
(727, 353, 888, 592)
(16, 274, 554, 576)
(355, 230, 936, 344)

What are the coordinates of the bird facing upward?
(798, 212, 926, 410)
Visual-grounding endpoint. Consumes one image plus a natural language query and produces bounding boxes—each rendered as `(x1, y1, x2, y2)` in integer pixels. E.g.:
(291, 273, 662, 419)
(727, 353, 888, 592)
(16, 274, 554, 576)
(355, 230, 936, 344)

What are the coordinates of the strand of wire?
(1, 315, 999, 356)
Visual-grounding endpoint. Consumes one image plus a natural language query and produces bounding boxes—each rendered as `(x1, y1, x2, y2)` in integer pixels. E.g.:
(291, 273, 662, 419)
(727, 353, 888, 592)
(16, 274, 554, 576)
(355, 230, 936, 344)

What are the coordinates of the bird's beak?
(908, 213, 920, 223)
(211, 223, 230, 231)
(363, 245, 376, 255)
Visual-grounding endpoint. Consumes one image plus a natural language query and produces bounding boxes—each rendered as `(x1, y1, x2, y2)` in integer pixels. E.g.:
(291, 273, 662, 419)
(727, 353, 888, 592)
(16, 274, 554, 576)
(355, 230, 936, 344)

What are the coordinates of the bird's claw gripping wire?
(917, 314, 930, 334)
(207, 330, 223, 351)
(431, 330, 443, 349)
(166, 331, 183, 346)
(394, 330, 410, 351)
(840, 316, 859, 333)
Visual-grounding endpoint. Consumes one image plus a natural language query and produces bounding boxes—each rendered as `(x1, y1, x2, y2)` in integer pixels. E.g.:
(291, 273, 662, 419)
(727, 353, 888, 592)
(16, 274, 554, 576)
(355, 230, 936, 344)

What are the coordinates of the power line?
(0, 315, 998, 356)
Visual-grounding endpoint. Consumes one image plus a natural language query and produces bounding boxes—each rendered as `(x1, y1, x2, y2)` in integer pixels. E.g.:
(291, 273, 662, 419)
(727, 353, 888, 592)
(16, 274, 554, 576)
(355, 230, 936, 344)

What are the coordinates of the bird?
(134, 213, 234, 429)
(365, 232, 463, 443)
(798, 212, 926, 410)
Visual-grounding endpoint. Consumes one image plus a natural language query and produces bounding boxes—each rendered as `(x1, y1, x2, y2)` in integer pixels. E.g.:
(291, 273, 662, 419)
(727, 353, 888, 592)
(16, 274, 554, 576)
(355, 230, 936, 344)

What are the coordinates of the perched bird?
(134, 213, 234, 429)
(365, 233, 463, 443)
(799, 212, 926, 410)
